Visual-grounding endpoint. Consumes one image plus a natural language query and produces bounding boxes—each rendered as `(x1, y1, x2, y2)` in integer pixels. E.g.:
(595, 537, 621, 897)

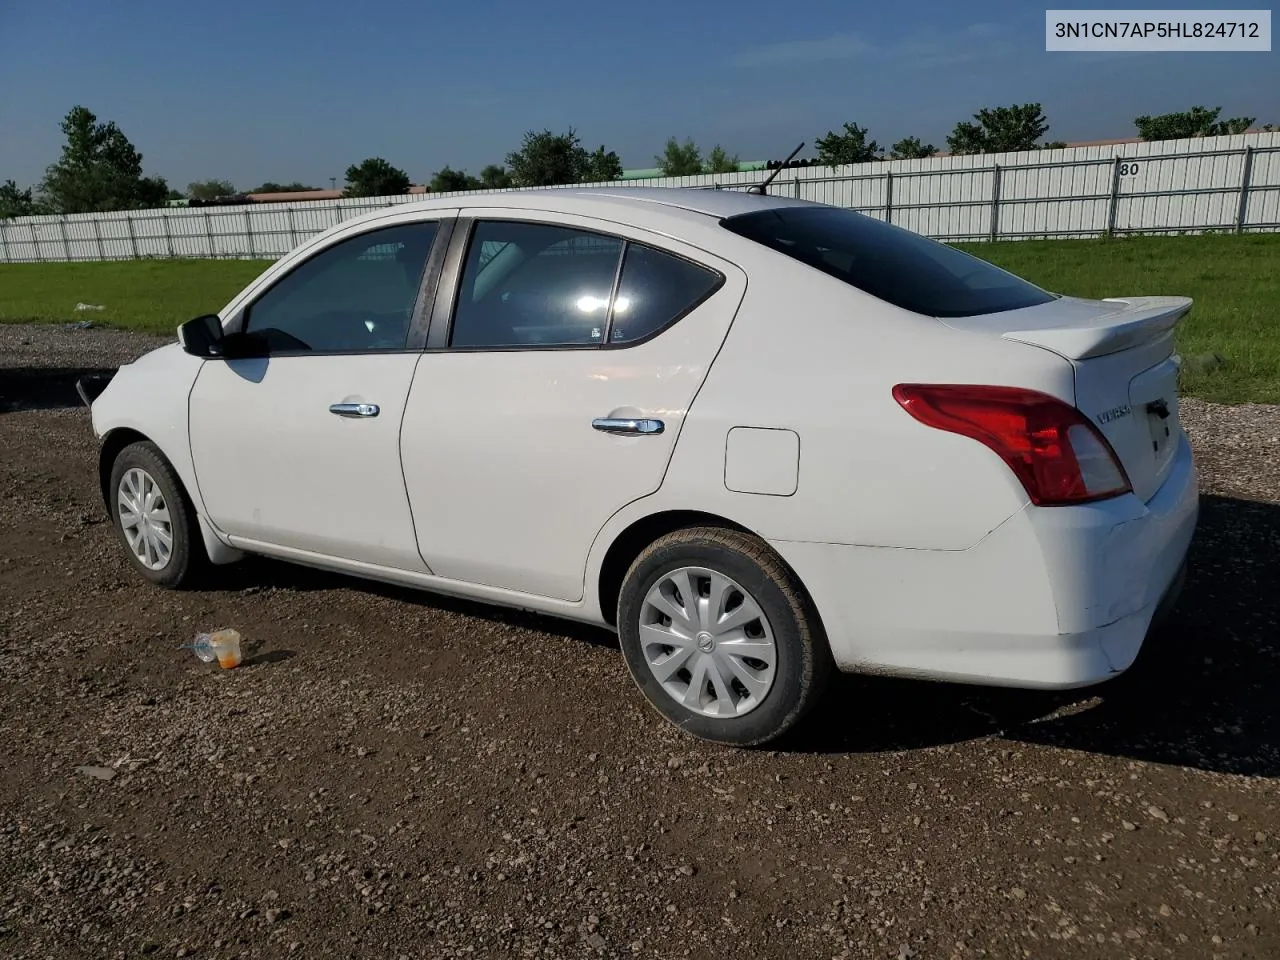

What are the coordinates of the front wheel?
(108, 441, 206, 589)
(616, 527, 833, 747)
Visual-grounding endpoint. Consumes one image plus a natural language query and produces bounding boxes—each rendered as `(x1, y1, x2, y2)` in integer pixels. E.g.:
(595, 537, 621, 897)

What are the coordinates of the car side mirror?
(178, 314, 225, 357)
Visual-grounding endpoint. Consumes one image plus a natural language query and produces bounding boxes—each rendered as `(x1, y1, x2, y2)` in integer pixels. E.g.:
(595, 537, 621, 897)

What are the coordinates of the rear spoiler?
(1000, 296, 1192, 361)
(76, 373, 115, 408)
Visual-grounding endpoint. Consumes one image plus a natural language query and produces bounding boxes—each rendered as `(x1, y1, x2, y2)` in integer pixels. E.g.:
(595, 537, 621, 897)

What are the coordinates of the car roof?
(363, 185, 815, 224)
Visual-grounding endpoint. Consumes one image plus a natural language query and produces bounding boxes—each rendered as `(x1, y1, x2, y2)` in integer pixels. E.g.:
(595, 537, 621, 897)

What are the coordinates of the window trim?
(231, 217, 452, 358)
(424, 216, 727, 354)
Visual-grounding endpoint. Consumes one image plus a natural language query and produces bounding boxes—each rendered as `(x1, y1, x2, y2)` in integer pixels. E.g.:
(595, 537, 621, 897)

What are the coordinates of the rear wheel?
(108, 441, 206, 589)
(616, 526, 832, 746)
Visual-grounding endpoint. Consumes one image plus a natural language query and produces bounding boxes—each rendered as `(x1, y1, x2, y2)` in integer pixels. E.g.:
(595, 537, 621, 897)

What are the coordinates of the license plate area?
(1130, 357, 1181, 476)
(1144, 396, 1176, 458)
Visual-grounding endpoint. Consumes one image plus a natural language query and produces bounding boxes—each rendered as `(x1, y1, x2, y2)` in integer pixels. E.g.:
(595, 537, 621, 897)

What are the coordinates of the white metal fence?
(2, 132, 1278, 263)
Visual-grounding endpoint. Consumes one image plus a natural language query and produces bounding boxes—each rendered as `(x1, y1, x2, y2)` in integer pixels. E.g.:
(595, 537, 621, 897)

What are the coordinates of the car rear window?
(720, 206, 1056, 318)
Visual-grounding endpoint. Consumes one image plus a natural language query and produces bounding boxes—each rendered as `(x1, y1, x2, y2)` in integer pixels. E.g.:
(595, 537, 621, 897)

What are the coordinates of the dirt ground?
(2, 323, 1279, 960)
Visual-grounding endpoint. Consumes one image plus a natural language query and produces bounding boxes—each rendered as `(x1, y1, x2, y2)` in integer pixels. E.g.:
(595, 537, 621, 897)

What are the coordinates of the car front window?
(244, 222, 439, 352)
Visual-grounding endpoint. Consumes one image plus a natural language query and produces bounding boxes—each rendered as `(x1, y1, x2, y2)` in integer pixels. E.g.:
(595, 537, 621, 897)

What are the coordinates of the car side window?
(243, 222, 438, 352)
(450, 221, 623, 348)
(607, 244, 722, 345)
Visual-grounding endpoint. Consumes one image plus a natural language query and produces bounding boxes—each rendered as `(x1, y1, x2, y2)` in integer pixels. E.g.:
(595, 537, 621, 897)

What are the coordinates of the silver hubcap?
(638, 566, 777, 718)
(117, 467, 173, 571)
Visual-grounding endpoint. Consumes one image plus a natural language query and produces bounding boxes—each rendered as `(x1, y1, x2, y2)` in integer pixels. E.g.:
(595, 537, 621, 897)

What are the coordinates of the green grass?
(956, 234, 1280, 404)
(0, 258, 273, 336)
(1, 233, 1277, 403)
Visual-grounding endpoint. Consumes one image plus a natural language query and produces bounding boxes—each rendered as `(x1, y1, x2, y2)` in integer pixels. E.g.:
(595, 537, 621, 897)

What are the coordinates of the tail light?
(892, 384, 1132, 506)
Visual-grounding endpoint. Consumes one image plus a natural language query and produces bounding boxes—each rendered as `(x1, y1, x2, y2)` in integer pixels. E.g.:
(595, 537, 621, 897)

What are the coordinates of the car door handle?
(592, 417, 664, 435)
(329, 402, 380, 418)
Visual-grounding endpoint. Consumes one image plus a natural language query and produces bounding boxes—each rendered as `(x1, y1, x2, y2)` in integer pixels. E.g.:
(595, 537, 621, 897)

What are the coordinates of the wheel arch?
(98, 427, 152, 513)
(595, 509, 821, 632)
(99, 427, 243, 567)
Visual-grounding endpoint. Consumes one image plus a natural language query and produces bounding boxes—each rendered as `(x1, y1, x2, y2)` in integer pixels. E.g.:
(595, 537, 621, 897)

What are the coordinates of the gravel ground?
(2, 322, 1279, 960)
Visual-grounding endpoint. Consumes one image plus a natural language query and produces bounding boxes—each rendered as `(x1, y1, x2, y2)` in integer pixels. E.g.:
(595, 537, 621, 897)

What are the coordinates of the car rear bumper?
(770, 433, 1199, 689)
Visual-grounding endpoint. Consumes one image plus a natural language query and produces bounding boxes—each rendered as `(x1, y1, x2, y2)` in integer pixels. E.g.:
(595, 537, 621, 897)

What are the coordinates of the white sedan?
(79, 186, 1199, 746)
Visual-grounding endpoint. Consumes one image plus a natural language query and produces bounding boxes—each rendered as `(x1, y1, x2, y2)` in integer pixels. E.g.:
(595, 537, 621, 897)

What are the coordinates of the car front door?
(400, 211, 746, 602)
(188, 216, 451, 570)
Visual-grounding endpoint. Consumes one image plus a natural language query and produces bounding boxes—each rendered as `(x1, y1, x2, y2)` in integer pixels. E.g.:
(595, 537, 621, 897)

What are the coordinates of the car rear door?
(188, 215, 454, 570)
(399, 210, 746, 602)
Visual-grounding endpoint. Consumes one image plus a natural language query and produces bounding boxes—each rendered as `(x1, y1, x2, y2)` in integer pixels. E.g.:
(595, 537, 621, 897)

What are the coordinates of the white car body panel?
(89, 343, 203, 494)
(85, 186, 1200, 693)
(188, 353, 428, 570)
(771, 434, 1198, 684)
(400, 207, 747, 601)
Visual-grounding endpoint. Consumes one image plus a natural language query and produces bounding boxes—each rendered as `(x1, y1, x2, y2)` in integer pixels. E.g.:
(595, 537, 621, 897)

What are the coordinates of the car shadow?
(0, 366, 116, 413)
(210, 494, 1279, 777)
(214, 557, 622, 653)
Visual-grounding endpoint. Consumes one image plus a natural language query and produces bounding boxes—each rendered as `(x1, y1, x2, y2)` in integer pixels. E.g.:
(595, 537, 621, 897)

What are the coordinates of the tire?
(616, 526, 833, 747)
(108, 441, 206, 589)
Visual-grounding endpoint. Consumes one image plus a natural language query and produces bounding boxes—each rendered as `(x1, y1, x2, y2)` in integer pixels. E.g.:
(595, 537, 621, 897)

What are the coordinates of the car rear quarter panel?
(645, 248, 1079, 552)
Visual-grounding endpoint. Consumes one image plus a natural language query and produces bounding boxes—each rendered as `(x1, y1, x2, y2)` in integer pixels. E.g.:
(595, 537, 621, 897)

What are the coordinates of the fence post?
(1106, 156, 1123, 236)
(793, 176, 801, 199)
(1235, 146, 1255, 235)
(30, 221, 42, 263)
(287, 206, 298, 249)
(884, 170, 894, 223)
(204, 211, 214, 258)
(0, 220, 8, 263)
(988, 164, 1002, 242)
(58, 217, 70, 261)
(92, 218, 105, 259)
(125, 214, 138, 259)
(245, 209, 255, 258)
(162, 211, 174, 257)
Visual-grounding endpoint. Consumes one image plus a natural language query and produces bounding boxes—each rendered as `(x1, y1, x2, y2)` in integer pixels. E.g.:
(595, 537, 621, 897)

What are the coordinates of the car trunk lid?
(940, 295, 1192, 503)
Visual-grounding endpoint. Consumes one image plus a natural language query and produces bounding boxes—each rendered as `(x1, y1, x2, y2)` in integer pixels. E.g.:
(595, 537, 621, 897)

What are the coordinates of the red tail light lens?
(892, 384, 1132, 506)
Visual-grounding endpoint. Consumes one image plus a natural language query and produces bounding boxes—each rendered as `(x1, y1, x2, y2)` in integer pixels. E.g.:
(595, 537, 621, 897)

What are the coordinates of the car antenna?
(747, 142, 805, 195)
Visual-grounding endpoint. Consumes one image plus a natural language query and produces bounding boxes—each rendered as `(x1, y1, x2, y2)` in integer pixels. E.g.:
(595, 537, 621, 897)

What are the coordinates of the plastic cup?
(210, 629, 243, 669)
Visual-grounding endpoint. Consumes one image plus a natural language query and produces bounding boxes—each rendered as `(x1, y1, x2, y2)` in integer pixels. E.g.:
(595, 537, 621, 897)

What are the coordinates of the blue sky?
(1, 0, 1275, 191)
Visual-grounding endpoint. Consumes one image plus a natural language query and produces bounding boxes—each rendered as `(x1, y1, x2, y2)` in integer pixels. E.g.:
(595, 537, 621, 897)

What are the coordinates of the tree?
(501, 129, 626, 187)
(480, 165, 513, 189)
(946, 103, 1050, 155)
(705, 145, 740, 173)
(889, 137, 937, 160)
(505, 128, 584, 186)
(430, 166, 482, 192)
(583, 145, 624, 182)
(342, 157, 411, 197)
(1042, 141, 1068, 150)
(815, 122, 881, 165)
(1134, 105, 1256, 141)
(657, 137, 703, 176)
(503, 129, 572, 186)
(39, 105, 172, 213)
(187, 179, 236, 202)
(250, 181, 317, 193)
(0, 180, 37, 218)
